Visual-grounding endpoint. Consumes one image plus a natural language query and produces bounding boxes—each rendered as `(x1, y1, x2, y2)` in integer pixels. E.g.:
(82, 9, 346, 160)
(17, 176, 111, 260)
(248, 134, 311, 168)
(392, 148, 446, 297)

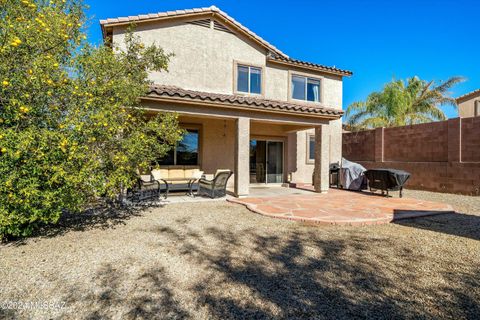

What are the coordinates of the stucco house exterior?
(457, 89, 480, 118)
(100, 6, 352, 197)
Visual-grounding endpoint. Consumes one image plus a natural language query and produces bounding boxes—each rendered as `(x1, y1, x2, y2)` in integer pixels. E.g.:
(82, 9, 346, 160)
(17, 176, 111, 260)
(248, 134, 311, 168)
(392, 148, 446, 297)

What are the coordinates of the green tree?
(345, 76, 464, 130)
(0, 0, 183, 238)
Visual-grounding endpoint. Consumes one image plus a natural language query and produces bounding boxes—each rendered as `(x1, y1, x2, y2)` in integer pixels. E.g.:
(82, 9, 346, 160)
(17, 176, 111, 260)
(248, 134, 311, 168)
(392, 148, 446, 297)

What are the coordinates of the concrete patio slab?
(228, 189, 455, 226)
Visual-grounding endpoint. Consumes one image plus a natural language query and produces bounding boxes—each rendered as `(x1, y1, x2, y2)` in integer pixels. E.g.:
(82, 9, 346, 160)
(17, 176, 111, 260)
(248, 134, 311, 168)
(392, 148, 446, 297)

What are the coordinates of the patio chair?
(197, 169, 233, 198)
(126, 173, 162, 203)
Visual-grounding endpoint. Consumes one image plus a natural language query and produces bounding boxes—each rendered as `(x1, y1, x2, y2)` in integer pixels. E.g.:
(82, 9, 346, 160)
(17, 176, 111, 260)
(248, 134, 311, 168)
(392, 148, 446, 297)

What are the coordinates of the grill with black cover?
(364, 169, 410, 198)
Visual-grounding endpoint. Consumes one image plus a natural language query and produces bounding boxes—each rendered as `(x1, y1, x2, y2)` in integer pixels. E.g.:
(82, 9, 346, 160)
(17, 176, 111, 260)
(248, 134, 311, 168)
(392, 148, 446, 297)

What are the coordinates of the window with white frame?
(291, 75, 320, 102)
(237, 65, 262, 94)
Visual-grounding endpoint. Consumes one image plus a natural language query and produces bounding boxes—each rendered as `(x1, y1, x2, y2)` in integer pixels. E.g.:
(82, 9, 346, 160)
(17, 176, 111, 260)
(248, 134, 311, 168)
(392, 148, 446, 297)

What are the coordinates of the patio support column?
(313, 125, 330, 193)
(234, 117, 250, 197)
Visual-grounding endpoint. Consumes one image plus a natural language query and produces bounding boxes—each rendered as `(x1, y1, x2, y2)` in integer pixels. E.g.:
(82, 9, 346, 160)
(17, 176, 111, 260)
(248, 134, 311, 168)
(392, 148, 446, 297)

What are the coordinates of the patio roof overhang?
(141, 85, 343, 126)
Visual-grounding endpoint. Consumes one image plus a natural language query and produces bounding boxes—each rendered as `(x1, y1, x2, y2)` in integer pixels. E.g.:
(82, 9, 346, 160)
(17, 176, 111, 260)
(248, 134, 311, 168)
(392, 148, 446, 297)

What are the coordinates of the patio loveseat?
(151, 166, 204, 198)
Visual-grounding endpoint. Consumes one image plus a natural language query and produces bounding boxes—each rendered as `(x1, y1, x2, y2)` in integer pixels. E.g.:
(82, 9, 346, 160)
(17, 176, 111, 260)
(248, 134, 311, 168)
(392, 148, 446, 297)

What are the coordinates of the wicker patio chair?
(197, 170, 233, 198)
(126, 173, 162, 203)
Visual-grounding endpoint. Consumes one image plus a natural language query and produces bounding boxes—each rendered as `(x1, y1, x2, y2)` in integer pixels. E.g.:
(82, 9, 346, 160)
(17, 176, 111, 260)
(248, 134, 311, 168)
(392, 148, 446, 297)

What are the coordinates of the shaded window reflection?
(250, 67, 262, 94)
(177, 130, 199, 165)
(292, 75, 306, 100)
(237, 65, 249, 93)
(309, 135, 315, 161)
(159, 129, 199, 165)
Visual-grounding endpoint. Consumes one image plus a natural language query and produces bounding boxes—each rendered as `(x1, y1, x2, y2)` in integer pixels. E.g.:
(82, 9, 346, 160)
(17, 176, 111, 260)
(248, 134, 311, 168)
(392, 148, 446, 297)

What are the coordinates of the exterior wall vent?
(187, 19, 211, 29)
(213, 21, 234, 34)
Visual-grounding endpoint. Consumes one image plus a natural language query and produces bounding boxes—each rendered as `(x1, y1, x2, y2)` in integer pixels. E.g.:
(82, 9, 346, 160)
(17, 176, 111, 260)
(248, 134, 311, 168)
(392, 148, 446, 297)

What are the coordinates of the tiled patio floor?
(228, 188, 455, 225)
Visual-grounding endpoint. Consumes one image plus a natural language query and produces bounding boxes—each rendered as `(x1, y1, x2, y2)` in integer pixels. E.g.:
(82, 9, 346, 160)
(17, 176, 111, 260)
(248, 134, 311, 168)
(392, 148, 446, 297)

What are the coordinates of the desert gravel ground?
(0, 190, 479, 319)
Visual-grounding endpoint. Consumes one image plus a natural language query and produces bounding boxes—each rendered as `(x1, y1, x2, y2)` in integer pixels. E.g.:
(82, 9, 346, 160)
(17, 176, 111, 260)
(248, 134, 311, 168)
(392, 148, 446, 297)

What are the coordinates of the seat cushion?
(168, 168, 186, 179)
(139, 174, 152, 183)
(184, 169, 197, 178)
(151, 169, 168, 181)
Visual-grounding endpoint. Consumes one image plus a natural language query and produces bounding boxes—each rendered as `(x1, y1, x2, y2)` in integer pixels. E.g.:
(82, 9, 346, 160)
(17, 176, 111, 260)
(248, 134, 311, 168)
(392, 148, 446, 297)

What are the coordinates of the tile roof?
(100, 6, 352, 77)
(267, 54, 353, 76)
(456, 89, 480, 103)
(145, 85, 343, 118)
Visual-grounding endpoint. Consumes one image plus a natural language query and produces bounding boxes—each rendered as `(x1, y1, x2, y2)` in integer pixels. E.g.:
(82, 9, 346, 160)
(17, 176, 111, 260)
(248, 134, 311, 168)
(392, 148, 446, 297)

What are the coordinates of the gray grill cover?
(340, 158, 367, 190)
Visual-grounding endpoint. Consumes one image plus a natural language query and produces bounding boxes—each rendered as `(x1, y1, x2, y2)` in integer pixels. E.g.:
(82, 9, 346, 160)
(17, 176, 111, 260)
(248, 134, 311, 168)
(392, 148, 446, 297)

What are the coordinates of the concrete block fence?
(342, 117, 480, 195)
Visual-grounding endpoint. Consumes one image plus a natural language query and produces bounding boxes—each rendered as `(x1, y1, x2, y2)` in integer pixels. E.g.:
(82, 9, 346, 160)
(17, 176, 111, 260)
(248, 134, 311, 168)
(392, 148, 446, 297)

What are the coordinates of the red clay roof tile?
(145, 85, 343, 118)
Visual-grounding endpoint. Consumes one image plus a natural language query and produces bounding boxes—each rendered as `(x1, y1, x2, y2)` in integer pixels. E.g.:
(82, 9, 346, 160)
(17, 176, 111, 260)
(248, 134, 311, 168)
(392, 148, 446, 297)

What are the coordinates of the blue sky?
(85, 0, 479, 118)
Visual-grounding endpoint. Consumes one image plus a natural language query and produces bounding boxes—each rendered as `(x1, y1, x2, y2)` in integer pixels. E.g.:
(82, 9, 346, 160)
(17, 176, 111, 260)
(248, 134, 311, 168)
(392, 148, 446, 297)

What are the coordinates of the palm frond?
(433, 76, 466, 94)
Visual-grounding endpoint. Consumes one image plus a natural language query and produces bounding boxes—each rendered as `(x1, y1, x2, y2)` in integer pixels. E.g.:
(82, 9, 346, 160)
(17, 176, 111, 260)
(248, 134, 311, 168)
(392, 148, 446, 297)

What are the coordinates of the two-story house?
(100, 6, 352, 197)
(457, 89, 480, 118)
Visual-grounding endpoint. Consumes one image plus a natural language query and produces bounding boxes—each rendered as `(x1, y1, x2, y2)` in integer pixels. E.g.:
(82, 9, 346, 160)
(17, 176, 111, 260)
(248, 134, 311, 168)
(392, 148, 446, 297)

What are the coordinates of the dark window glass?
(292, 76, 306, 100)
(177, 130, 199, 165)
(307, 78, 320, 102)
(159, 148, 174, 165)
(237, 65, 249, 93)
(250, 67, 262, 94)
(158, 129, 199, 165)
(309, 135, 315, 160)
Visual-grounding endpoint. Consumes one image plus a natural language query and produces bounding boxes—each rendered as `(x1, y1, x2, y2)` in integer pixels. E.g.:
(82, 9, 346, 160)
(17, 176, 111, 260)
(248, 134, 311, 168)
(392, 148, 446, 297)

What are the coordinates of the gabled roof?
(144, 85, 343, 118)
(456, 89, 480, 103)
(100, 6, 353, 77)
(100, 6, 287, 58)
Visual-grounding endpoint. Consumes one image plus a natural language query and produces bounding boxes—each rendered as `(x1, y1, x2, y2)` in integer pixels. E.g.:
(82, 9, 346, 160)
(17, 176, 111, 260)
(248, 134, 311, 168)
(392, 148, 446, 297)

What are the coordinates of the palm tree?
(345, 76, 464, 131)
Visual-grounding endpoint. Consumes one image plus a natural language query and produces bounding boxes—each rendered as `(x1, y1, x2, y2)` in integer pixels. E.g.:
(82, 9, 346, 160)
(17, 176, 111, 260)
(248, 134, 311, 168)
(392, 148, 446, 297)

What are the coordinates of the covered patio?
(142, 85, 343, 198)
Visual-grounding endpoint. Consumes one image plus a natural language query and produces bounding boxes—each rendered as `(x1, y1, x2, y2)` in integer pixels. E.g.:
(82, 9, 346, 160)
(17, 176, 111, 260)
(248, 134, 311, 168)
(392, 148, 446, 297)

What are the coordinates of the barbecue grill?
(364, 169, 410, 198)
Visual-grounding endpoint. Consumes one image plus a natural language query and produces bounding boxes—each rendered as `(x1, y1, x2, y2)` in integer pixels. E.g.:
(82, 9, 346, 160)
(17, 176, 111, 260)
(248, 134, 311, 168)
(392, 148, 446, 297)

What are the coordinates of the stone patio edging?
(227, 190, 455, 226)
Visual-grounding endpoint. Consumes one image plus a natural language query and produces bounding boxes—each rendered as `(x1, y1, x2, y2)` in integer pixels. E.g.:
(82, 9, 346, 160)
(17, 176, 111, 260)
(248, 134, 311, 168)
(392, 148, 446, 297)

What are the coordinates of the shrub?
(0, 0, 183, 238)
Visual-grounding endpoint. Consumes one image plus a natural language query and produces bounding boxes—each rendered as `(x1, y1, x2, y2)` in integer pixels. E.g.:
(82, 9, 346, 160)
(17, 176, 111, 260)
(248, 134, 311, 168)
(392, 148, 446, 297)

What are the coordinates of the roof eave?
(267, 57, 353, 77)
(141, 95, 343, 120)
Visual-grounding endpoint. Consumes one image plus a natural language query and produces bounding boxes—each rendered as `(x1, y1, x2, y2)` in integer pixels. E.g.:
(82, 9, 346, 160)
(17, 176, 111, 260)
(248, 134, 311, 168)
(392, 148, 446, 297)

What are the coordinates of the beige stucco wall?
(288, 119, 342, 185)
(111, 19, 344, 107)
(112, 17, 345, 186)
(112, 21, 265, 95)
(458, 93, 480, 118)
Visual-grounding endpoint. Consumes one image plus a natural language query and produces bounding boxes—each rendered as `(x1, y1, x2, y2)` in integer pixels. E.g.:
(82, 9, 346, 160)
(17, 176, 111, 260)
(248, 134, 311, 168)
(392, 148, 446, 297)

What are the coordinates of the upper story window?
(291, 75, 320, 102)
(475, 100, 480, 117)
(237, 65, 262, 95)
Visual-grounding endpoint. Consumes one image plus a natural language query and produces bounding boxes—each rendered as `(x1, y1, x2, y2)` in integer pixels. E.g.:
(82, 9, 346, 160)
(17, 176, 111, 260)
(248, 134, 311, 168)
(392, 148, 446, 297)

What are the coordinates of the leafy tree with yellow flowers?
(0, 0, 183, 238)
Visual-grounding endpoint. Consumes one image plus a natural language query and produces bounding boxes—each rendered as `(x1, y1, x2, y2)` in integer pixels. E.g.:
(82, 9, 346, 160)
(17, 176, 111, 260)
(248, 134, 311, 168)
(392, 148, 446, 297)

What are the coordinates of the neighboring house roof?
(144, 85, 344, 118)
(100, 6, 353, 77)
(456, 89, 480, 103)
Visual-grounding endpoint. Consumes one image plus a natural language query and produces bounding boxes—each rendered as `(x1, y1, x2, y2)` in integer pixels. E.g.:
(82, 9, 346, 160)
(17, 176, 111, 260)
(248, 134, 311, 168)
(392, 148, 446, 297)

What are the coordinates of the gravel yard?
(0, 190, 479, 319)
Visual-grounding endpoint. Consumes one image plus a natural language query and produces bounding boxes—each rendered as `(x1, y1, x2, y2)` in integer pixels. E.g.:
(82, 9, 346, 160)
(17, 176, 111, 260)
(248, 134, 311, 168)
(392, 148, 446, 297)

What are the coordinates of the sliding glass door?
(249, 139, 283, 184)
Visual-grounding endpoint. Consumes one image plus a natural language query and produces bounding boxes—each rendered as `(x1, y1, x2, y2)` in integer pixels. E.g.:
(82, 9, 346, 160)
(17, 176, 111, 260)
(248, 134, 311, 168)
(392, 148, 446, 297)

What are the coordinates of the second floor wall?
(111, 18, 343, 110)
